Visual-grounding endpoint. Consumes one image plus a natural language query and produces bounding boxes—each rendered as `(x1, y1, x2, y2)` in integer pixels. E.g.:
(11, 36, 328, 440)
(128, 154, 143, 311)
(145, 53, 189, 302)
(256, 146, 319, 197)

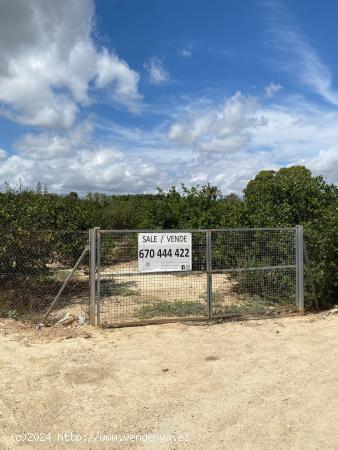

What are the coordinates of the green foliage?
(0, 187, 100, 231)
(85, 192, 157, 229)
(232, 269, 296, 305)
(243, 166, 338, 307)
(135, 300, 206, 319)
(143, 184, 243, 229)
(0, 164, 337, 312)
(303, 206, 338, 307)
(101, 284, 140, 297)
(243, 166, 335, 226)
(213, 295, 274, 316)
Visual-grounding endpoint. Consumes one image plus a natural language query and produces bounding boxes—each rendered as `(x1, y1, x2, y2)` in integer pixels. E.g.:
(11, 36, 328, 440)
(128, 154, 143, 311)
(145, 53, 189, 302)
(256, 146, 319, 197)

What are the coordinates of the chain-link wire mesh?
(210, 229, 297, 316)
(0, 227, 300, 326)
(0, 229, 90, 324)
(95, 228, 299, 325)
(98, 231, 207, 324)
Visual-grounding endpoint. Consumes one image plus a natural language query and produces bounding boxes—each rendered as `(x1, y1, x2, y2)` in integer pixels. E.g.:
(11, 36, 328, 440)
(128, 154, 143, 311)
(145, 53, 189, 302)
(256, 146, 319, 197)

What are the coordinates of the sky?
(0, 0, 338, 195)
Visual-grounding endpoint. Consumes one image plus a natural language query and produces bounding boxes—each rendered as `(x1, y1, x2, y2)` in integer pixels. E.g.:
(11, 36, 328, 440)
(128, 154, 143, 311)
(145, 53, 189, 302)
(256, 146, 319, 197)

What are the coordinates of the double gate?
(89, 227, 304, 326)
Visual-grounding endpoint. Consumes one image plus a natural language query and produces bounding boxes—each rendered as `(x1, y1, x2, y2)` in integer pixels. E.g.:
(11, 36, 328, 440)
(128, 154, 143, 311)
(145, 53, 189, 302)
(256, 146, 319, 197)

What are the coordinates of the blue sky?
(0, 0, 337, 194)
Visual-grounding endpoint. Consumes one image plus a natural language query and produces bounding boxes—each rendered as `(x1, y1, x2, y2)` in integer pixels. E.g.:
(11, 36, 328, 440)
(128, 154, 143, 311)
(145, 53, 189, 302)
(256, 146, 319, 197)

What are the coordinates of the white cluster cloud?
(168, 92, 264, 152)
(167, 92, 338, 188)
(1, 91, 338, 194)
(144, 57, 169, 85)
(14, 122, 93, 160)
(0, 125, 169, 193)
(308, 147, 338, 182)
(0, 148, 7, 160)
(0, 0, 141, 128)
(0, 0, 337, 195)
(265, 82, 283, 97)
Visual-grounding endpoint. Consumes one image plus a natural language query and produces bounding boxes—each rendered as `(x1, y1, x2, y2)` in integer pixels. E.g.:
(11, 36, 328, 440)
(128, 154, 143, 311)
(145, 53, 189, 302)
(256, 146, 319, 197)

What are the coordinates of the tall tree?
(243, 166, 338, 307)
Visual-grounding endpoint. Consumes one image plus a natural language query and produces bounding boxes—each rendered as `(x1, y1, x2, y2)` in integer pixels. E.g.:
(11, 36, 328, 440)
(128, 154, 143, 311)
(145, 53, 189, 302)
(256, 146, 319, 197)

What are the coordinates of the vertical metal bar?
(89, 228, 97, 325)
(296, 225, 304, 315)
(298, 225, 304, 314)
(206, 230, 212, 319)
(96, 228, 101, 326)
(295, 226, 299, 310)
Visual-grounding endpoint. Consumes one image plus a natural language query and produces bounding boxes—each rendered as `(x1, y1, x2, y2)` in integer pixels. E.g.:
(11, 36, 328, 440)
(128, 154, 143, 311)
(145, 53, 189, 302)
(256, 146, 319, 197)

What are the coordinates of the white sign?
(138, 232, 192, 273)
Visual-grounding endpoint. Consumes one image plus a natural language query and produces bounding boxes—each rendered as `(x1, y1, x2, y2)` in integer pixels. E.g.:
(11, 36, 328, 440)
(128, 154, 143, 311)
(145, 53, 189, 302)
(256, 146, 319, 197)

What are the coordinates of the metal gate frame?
(89, 226, 304, 326)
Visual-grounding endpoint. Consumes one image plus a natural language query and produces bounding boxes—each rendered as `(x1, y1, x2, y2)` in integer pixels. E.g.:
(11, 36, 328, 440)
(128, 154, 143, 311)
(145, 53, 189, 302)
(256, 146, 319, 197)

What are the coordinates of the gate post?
(296, 225, 304, 315)
(96, 228, 101, 326)
(89, 228, 99, 325)
(206, 230, 212, 319)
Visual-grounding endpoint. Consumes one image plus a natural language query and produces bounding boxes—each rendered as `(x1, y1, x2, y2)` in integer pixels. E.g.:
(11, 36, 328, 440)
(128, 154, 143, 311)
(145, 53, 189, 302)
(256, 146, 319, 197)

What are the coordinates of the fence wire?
(210, 229, 297, 317)
(98, 231, 207, 324)
(0, 227, 301, 326)
(95, 228, 299, 326)
(0, 229, 89, 323)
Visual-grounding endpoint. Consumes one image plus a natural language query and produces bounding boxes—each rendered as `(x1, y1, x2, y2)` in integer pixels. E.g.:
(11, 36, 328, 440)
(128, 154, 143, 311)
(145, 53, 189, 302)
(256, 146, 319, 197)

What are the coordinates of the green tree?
(243, 166, 335, 226)
(218, 193, 243, 227)
(143, 184, 230, 229)
(242, 166, 338, 307)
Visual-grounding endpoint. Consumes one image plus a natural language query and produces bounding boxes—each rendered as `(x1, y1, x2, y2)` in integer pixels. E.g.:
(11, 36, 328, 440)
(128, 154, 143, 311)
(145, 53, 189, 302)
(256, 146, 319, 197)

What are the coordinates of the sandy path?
(1, 315, 338, 449)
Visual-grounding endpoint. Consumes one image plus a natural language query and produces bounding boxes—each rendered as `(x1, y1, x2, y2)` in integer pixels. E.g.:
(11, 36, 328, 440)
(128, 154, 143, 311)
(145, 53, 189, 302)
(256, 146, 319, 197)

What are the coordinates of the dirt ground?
(1, 314, 338, 450)
(99, 260, 249, 323)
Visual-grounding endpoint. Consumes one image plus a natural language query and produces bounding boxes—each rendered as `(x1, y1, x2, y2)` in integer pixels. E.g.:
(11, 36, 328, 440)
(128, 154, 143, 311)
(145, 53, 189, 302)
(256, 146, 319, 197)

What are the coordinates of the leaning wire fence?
(0, 229, 90, 323)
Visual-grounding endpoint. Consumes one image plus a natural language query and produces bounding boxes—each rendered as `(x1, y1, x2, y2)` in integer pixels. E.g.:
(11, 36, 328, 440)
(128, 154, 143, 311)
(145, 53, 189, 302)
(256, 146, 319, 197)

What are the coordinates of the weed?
(135, 300, 206, 319)
(102, 285, 140, 297)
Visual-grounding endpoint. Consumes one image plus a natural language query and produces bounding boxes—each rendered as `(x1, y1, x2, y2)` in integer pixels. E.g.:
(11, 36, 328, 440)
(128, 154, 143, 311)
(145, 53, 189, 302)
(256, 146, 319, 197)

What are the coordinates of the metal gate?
(89, 227, 304, 326)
